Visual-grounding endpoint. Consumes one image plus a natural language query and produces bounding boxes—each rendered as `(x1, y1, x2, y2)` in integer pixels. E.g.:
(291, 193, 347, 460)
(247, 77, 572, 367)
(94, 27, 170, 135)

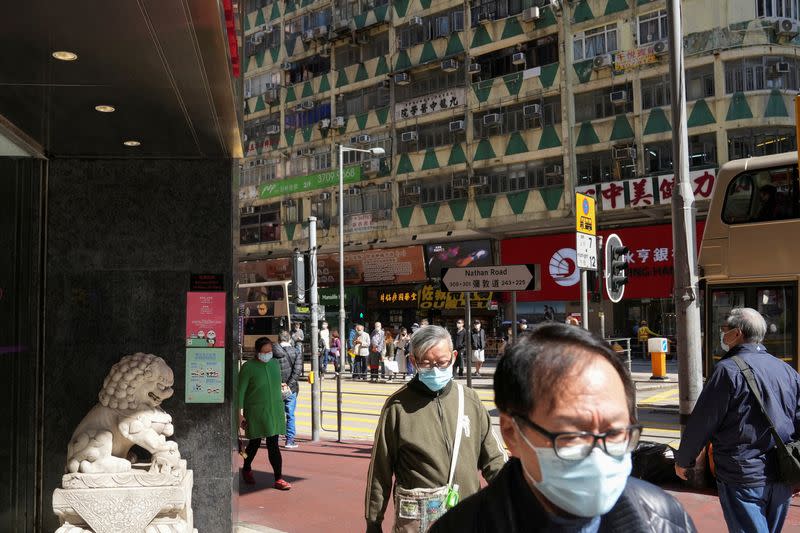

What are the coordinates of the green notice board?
(185, 347, 225, 403)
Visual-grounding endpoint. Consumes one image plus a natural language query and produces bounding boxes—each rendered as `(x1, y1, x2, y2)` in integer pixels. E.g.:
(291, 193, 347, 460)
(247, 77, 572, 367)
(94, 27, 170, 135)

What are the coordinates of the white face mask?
(513, 419, 631, 518)
(257, 351, 273, 363)
(720, 331, 730, 352)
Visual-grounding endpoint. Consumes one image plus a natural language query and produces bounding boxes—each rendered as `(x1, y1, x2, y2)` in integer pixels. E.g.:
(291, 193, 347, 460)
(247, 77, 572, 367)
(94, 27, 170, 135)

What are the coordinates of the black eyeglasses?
(514, 415, 642, 461)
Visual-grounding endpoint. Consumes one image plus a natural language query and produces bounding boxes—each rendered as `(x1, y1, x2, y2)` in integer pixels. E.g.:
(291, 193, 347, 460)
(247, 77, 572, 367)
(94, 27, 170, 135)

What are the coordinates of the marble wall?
(43, 158, 236, 532)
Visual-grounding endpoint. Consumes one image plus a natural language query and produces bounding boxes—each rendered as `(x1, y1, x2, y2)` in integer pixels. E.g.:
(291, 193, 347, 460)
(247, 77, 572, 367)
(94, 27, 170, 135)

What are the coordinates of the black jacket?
(471, 328, 485, 350)
(452, 328, 467, 352)
(430, 459, 696, 533)
(274, 342, 303, 394)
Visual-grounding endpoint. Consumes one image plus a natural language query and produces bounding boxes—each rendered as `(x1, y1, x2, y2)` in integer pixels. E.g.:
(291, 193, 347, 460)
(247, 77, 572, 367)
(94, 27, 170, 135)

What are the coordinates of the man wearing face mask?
(365, 325, 507, 533)
(430, 323, 695, 532)
(675, 308, 800, 533)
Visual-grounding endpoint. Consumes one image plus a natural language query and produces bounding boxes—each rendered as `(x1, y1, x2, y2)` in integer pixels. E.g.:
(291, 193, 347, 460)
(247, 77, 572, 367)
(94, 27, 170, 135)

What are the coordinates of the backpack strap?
(448, 384, 465, 488)
(731, 355, 786, 446)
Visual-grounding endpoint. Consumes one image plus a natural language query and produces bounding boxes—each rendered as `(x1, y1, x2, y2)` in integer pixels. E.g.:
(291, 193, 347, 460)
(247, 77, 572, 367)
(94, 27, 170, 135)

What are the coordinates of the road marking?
(638, 388, 679, 405)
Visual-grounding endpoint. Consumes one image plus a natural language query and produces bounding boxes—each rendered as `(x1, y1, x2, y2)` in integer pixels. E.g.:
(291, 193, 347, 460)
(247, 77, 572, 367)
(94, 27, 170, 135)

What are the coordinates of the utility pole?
(465, 292, 472, 389)
(308, 216, 321, 442)
(667, 0, 704, 482)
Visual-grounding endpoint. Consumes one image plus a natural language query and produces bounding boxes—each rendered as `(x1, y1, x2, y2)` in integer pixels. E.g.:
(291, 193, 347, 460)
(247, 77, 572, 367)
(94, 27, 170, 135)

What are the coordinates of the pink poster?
(186, 292, 226, 348)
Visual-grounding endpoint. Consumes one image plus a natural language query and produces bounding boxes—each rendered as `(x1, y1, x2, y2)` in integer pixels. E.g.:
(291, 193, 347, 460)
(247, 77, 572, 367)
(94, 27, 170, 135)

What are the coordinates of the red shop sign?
(500, 222, 705, 301)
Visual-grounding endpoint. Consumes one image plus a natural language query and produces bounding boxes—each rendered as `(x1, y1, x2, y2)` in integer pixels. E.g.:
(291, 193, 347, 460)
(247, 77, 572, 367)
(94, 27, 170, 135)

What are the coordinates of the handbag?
(732, 355, 800, 484)
(384, 360, 399, 373)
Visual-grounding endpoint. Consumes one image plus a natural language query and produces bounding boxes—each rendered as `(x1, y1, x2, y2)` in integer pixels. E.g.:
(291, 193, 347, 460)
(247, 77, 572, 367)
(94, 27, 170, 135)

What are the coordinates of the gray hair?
(410, 325, 453, 361)
(727, 307, 767, 343)
(279, 330, 291, 343)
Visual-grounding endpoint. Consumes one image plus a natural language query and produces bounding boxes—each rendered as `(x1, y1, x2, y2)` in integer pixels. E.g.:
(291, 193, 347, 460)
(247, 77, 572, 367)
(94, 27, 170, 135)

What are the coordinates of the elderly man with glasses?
(431, 323, 695, 533)
(675, 308, 800, 533)
(365, 325, 507, 533)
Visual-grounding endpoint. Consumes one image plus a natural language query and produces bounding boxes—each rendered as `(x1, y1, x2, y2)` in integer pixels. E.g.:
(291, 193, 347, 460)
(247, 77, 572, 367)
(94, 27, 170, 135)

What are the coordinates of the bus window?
(758, 286, 795, 361)
(709, 288, 746, 363)
(722, 166, 799, 224)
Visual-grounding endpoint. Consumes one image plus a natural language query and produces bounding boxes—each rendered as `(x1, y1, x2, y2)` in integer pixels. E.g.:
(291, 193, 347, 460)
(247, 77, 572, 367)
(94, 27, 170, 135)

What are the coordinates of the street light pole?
(336, 144, 385, 442)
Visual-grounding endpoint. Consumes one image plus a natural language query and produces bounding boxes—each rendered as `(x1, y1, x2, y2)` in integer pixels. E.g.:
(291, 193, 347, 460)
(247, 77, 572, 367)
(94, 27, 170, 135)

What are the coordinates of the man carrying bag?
(675, 308, 800, 533)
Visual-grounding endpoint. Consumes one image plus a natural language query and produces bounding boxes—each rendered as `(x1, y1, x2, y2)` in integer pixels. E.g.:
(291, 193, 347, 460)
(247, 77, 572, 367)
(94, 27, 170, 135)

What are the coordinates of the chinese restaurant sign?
(575, 169, 715, 211)
(500, 222, 705, 301)
(613, 45, 658, 74)
(258, 165, 361, 200)
(417, 285, 494, 310)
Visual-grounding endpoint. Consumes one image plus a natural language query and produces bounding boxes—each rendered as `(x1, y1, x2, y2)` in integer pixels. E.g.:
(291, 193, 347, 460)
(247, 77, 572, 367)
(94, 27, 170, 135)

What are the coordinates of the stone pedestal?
(52, 465, 195, 533)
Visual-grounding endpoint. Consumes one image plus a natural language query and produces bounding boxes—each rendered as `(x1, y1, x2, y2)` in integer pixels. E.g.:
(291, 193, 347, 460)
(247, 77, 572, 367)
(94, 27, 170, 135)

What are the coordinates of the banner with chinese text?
(579, 169, 715, 211)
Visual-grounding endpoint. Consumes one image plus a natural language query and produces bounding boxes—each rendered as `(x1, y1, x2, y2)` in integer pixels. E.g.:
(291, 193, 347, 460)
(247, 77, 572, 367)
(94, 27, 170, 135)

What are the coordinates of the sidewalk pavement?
(236, 439, 800, 533)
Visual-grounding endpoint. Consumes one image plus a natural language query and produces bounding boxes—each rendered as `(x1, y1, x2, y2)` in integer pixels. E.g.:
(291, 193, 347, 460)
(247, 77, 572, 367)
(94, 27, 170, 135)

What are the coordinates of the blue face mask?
(257, 351, 273, 363)
(417, 365, 453, 391)
(514, 420, 631, 517)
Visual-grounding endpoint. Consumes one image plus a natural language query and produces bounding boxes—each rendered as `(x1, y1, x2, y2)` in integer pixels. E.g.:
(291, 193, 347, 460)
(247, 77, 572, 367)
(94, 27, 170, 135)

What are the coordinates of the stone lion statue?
(65, 353, 183, 475)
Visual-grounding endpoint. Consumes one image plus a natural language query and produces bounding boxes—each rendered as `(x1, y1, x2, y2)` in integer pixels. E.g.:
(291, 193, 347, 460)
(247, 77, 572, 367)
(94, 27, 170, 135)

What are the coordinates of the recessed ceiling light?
(123, 140, 141, 147)
(95, 105, 115, 113)
(52, 51, 78, 61)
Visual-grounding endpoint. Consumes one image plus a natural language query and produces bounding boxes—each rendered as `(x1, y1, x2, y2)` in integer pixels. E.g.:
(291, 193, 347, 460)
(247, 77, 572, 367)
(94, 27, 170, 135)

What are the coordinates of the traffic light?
(604, 233, 628, 303)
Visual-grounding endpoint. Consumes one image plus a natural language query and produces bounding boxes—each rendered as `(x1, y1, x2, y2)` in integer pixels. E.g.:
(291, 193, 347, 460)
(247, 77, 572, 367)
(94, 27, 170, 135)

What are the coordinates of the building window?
(728, 128, 796, 160)
(397, 8, 464, 49)
(312, 149, 332, 172)
(395, 70, 464, 102)
(241, 159, 279, 187)
(574, 85, 632, 121)
(573, 24, 618, 61)
(240, 205, 280, 244)
(470, 0, 528, 26)
(340, 136, 391, 165)
(340, 83, 390, 116)
(687, 65, 715, 100)
(641, 77, 671, 110)
(473, 96, 561, 138)
(638, 10, 668, 45)
(398, 120, 466, 154)
(725, 57, 800, 93)
(475, 160, 565, 196)
(311, 195, 332, 228)
(362, 32, 390, 61)
(285, 102, 332, 130)
(756, 0, 799, 19)
(689, 134, 717, 168)
(341, 186, 392, 214)
(644, 141, 673, 174)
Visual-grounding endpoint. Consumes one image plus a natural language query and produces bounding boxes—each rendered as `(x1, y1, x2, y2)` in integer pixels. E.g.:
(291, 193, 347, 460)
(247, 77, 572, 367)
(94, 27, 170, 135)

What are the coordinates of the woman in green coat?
(239, 336, 291, 490)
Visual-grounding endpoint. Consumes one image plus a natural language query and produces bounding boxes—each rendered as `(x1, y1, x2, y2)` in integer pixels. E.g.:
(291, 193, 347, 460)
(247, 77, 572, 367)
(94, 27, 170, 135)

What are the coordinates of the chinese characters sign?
(258, 165, 361, 200)
(613, 45, 657, 74)
(394, 88, 466, 121)
(417, 285, 494, 310)
(185, 347, 225, 403)
(575, 193, 598, 271)
(574, 169, 715, 211)
(349, 213, 374, 233)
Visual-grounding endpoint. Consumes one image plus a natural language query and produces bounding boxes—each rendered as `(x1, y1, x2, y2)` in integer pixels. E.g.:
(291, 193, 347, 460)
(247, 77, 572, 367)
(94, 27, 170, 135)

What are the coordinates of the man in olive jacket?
(365, 325, 507, 532)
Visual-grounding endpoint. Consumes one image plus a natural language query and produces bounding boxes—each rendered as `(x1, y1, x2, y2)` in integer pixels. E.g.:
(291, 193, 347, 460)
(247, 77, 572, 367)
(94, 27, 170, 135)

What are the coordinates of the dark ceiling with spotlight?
(0, 0, 242, 158)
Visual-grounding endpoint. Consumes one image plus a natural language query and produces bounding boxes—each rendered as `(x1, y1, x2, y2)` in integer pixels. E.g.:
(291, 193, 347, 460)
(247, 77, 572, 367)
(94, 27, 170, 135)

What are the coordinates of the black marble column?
(43, 158, 236, 532)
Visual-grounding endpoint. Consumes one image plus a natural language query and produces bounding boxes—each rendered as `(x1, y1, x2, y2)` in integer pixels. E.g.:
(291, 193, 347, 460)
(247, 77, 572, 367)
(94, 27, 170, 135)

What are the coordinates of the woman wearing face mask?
(430, 324, 695, 533)
(238, 336, 291, 490)
(365, 325, 507, 533)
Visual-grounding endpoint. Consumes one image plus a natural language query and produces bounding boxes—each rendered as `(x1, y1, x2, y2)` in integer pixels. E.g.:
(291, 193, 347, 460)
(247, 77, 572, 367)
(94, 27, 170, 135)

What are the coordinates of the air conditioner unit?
(512, 52, 526, 66)
(775, 61, 791, 74)
(255, 24, 267, 32)
(380, 182, 392, 191)
(441, 59, 459, 72)
(613, 147, 636, 160)
(264, 82, 277, 91)
(281, 62, 293, 70)
(319, 118, 331, 129)
(333, 116, 346, 127)
(470, 175, 489, 187)
(482, 113, 502, 126)
(653, 40, 668, 55)
(349, 135, 360, 144)
(301, 99, 314, 109)
(775, 18, 800, 37)
(244, 86, 252, 98)
(468, 63, 481, 75)
(522, 7, 541, 22)
(449, 120, 465, 132)
(403, 184, 421, 195)
(355, 32, 369, 45)
(394, 72, 411, 85)
(347, 187, 362, 196)
(523, 104, 542, 117)
(478, 12, 493, 24)
(544, 164, 563, 176)
(357, 134, 371, 143)
(252, 34, 263, 45)
(401, 131, 418, 142)
(264, 25, 274, 34)
(302, 30, 314, 42)
(362, 159, 381, 173)
(609, 90, 627, 104)
(243, 205, 256, 214)
(593, 54, 612, 69)
(266, 125, 280, 135)
(318, 192, 332, 200)
(409, 16, 423, 26)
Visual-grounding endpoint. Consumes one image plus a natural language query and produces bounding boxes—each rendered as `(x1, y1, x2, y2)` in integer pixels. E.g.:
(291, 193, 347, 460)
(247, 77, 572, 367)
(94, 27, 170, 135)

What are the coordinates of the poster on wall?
(185, 347, 225, 403)
(425, 240, 493, 279)
(186, 292, 226, 348)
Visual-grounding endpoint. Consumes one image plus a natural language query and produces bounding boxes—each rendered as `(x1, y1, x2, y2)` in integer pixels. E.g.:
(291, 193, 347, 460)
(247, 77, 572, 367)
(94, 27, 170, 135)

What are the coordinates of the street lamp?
(336, 143, 385, 442)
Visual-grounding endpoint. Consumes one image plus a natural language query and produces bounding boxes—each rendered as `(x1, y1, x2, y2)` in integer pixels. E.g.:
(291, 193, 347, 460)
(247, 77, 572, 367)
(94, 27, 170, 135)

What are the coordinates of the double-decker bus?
(700, 151, 800, 374)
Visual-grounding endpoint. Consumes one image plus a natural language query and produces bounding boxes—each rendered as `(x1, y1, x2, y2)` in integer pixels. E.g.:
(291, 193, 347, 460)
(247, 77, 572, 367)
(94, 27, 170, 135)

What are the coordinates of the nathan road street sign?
(575, 192, 598, 271)
(441, 264, 540, 292)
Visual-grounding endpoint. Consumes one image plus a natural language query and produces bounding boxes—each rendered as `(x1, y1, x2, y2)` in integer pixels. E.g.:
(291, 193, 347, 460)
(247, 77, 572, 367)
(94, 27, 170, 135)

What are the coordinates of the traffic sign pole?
(465, 292, 472, 389)
(576, 193, 597, 331)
